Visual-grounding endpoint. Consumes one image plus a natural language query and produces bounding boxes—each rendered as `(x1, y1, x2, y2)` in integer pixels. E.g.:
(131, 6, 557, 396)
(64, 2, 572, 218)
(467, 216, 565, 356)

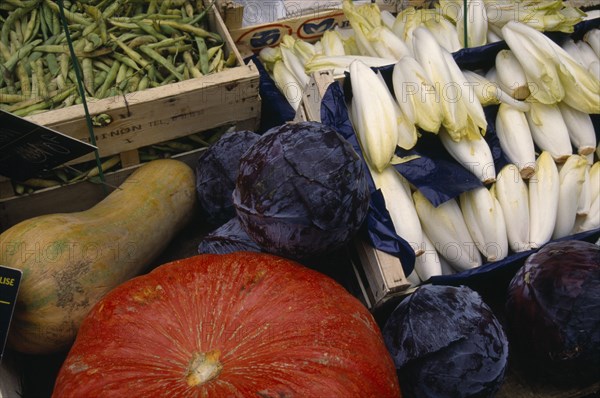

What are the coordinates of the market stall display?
(0, 0, 599, 396)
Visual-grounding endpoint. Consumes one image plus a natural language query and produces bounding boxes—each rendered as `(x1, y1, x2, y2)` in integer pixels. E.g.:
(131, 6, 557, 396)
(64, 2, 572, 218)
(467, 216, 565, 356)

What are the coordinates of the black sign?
(0, 110, 97, 181)
(0, 265, 21, 362)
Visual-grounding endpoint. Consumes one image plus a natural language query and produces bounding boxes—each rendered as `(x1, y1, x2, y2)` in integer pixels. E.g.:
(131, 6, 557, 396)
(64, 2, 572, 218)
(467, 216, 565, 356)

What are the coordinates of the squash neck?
(186, 350, 223, 387)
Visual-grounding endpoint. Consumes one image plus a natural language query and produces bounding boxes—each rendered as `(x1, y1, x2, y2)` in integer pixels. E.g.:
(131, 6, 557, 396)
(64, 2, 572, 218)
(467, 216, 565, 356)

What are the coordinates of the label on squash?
(0, 265, 21, 363)
(0, 110, 97, 181)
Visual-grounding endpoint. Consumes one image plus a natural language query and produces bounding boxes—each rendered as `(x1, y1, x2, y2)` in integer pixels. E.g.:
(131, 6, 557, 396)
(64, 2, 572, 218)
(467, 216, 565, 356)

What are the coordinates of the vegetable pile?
(197, 121, 371, 259)
(0, 0, 230, 117)
(258, 0, 600, 282)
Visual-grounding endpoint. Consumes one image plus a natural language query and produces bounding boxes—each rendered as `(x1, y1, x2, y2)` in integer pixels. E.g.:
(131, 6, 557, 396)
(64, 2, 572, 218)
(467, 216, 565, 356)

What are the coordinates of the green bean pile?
(0, 0, 232, 117)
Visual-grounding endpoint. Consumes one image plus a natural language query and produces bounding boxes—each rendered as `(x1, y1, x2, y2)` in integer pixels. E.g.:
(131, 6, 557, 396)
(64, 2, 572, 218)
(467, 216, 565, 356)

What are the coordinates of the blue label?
(302, 18, 336, 35)
(250, 28, 283, 48)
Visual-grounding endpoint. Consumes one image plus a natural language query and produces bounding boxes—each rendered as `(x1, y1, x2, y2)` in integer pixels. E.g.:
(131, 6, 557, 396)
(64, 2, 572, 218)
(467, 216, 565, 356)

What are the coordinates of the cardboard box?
(218, 0, 410, 52)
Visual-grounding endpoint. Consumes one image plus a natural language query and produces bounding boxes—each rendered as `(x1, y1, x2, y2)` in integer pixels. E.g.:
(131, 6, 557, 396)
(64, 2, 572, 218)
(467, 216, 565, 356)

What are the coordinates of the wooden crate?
(0, 148, 208, 231)
(0, 4, 261, 231)
(21, 7, 260, 166)
(217, 0, 413, 53)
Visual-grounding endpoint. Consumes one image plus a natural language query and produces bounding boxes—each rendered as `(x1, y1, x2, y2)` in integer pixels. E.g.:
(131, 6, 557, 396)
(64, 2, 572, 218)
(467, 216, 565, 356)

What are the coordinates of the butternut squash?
(0, 159, 196, 354)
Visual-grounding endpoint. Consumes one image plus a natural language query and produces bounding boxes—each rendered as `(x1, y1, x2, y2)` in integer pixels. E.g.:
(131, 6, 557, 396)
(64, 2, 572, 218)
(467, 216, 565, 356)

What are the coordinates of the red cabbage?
(232, 121, 370, 259)
(195, 130, 261, 225)
(383, 284, 509, 398)
(506, 239, 600, 384)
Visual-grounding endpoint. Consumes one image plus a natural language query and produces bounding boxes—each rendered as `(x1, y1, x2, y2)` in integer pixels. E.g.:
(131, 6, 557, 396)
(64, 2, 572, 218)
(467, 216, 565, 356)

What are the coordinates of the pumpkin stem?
(186, 350, 223, 387)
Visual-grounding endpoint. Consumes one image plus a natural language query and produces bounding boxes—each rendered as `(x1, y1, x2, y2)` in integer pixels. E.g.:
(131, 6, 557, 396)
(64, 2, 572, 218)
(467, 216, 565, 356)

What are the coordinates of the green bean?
(187, 133, 210, 146)
(28, 66, 38, 98)
(33, 58, 48, 99)
(154, 21, 223, 43)
(101, 0, 124, 19)
(183, 1, 194, 19)
(107, 19, 138, 30)
(195, 37, 209, 75)
(33, 44, 112, 58)
(109, 33, 150, 69)
(85, 33, 103, 50)
(159, 0, 173, 15)
(38, 3, 49, 40)
(59, 53, 70, 81)
(206, 44, 222, 61)
(86, 156, 120, 178)
(183, 51, 201, 78)
(138, 75, 149, 91)
(127, 35, 158, 49)
(14, 19, 25, 46)
(115, 62, 129, 84)
(1, 2, 39, 46)
(139, 45, 184, 81)
(98, 17, 108, 44)
(49, 4, 61, 36)
(55, 73, 66, 90)
(117, 32, 140, 43)
(131, 13, 181, 21)
(20, 178, 61, 188)
(139, 153, 160, 162)
(147, 0, 158, 14)
(135, 20, 168, 41)
(96, 59, 120, 98)
(46, 53, 59, 76)
(164, 141, 194, 152)
(3, 39, 42, 72)
(23, 9, 40, 44)
(151, 20, 181, 37)
(161, 44, 193, 55)
(83, 4, 102, 20)
(11, 86, 76, 115)
(111, 52, 141, 71)
(0, 41, 10, 61)
(9, 30, 22, 49)
(1, 0, 233, 119)
(93, 59, 112, 73)
(20, 0, 42, 6)
(16, 61, 31, 97)
(184, 0, 216, 25)
(92, 70, 108, 91)
(14, 184, 26, 195)
(81, 57, 94, 94)
(125, 73, 140, 92)
(44, 0, 92, 26)
(208, 49, 223, 74)
(224, 51, 237, 68)
(146, 36, 186, 49)
(0, 92, 29, 103)
(160, 62, 185, 85)
(55, 169, 69, 183)
(166, 9, 182, 17)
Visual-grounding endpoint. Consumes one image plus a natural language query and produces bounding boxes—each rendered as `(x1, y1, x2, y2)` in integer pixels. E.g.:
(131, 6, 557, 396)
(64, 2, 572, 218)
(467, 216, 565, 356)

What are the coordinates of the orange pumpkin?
(53, 252, 401, 397)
